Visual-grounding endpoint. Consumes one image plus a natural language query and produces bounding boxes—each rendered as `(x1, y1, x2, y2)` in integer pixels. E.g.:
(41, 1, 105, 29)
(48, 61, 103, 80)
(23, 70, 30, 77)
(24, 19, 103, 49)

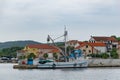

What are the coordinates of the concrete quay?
(13, 59, 120, 69)
(88, 59, 120, 67)
(13, 65, 38, 69)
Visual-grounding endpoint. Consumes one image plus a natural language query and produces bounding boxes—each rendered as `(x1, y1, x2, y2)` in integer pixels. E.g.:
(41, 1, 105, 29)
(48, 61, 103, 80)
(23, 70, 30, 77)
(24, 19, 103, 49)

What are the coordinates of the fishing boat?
(37, 27, 88, 69)
(38, 57, 88, 69)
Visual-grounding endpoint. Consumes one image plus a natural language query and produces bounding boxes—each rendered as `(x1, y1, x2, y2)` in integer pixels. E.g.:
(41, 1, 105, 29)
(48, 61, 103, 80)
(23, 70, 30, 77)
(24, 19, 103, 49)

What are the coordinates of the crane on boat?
(47, 27, 68, 61)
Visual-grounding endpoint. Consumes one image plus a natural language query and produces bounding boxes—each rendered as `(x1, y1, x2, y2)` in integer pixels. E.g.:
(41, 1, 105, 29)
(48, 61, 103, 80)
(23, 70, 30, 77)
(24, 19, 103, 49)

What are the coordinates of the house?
(17, 44, 62, 60)
(67, 40, 80, 48)
(89, 36, 118, 52)
(17, 50, 27, 58)
(118, 41, 120, 48)
(117, 47, 120, 58)
(75, 42, 106, 55)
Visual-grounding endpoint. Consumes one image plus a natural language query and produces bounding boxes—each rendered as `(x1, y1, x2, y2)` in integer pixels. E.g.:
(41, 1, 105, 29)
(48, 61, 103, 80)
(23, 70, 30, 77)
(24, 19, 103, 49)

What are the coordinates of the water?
(0, 64, 120, 80)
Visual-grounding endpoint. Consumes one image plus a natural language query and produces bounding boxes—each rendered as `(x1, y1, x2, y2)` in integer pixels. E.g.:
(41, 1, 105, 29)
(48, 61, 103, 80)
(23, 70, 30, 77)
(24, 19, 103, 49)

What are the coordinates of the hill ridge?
(0, 40, 41, 49)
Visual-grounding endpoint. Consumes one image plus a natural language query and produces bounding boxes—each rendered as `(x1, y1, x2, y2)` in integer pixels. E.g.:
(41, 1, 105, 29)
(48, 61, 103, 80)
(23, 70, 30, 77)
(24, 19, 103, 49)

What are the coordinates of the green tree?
(87, 53, 109, 59)
(111, 35, 120, 41)
(27, 53, 36, 59)
(53, 53, 58, 60)
(117, 37, 120, 41)
(0, 47, 23, 57)
(110, 48, 118, 59)
(67, 46, 74, 55)
(111, 35, 117, 39)
(101, 53, 109, 59)
(19, 55, 26, 60)
(43, 53, 48, 59)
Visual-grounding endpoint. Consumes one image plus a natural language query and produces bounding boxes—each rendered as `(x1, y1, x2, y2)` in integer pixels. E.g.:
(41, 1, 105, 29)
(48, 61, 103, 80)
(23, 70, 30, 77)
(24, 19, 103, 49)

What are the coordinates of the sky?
(0, 0, 120, 42)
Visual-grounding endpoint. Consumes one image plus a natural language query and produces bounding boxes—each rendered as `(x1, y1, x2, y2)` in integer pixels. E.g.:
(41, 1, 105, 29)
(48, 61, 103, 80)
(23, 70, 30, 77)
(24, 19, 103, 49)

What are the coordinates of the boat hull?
(37, 61, 88, 69)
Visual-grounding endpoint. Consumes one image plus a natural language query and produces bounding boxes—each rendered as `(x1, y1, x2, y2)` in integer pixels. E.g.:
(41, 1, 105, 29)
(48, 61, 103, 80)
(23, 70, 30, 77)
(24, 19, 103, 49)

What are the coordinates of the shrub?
(43, 53, 48, 59)
(87, 53, 109, 59)
(27, 53, 36, 59)
(101, 53, 109, 59)
(53, 53, 58, 60)
(110, 48, 118, 59)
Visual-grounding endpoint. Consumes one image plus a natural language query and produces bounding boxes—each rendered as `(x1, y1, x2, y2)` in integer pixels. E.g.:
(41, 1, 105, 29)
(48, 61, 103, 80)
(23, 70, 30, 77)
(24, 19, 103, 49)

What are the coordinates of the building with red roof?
(75, 42, 106, 54)
(67, 40, 80, 48)
(17, 44, 62, 60)
(89, 36, 119, 52)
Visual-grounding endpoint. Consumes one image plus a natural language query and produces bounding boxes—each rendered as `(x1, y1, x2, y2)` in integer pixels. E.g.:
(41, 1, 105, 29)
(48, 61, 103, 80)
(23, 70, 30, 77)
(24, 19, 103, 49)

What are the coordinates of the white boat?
(37, 27, 88, 69)
(37, 58, 88, 69)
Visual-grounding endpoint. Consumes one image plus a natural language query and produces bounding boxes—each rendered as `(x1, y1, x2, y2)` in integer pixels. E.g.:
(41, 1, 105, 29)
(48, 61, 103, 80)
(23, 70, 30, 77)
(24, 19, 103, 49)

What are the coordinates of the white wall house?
(67, 40, 80, 48)
(94, 47, 106, 53)
(89, 36, 119, 52)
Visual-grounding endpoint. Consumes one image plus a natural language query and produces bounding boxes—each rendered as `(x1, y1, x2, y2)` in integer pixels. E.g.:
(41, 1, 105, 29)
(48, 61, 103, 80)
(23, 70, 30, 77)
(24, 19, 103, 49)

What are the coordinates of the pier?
(13, 59, 120, 69)
(13, 65, 38, 69)
(88, 59, 120, 67)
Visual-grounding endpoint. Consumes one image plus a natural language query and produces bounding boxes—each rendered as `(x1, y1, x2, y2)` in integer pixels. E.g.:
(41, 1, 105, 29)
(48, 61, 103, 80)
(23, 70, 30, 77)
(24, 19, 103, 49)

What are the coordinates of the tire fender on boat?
(52, 63, 56, 68)
(74, 63, 77, 67)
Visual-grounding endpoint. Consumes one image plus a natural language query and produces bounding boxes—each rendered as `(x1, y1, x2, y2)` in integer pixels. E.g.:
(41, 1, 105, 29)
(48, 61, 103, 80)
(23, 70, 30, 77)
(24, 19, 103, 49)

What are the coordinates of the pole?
(64, 26, 67, 61)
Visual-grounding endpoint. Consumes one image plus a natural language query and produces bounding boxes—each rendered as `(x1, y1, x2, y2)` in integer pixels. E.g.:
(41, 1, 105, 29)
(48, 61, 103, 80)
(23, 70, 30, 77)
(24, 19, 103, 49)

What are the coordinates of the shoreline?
(13, 59, 120, 69)
(13, 65, 120, 69)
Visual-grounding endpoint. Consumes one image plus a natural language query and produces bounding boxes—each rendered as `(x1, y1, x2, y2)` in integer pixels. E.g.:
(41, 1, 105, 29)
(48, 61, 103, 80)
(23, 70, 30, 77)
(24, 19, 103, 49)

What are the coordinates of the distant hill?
(0, 40, 41, 49)
(55, 42, 64, 47)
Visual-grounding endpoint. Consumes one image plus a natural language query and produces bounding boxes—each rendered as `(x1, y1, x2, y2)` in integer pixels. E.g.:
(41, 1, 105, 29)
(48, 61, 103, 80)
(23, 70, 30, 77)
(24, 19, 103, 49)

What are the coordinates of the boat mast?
(64, 26, 68, 61)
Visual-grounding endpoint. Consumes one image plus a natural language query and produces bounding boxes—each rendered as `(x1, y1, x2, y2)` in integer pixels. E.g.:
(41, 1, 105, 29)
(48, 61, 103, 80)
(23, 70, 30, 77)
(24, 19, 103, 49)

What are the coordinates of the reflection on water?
(0, 64, 120, 80)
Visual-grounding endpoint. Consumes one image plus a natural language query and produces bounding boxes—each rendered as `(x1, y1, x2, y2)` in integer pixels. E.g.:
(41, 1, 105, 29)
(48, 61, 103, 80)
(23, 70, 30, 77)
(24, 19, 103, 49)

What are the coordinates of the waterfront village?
(12, 35, 120, 69)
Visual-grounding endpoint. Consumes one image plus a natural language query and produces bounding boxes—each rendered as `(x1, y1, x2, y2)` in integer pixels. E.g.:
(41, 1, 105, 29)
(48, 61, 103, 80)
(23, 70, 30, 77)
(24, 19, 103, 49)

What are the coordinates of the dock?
(13, 59, 120, 69)
(13, 65, 38, 69)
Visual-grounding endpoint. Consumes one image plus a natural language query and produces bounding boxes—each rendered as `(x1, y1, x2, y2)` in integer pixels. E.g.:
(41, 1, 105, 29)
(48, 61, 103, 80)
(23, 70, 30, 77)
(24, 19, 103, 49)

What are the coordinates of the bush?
(101, 53, 109, 59)
(87, 53, 109, 59)
(110, 48, 119, 59)
(53, 53, 58, 60)
(27, 53, 36, 59)
(43, 53, 48, 59)
(19, 55, 26, 59)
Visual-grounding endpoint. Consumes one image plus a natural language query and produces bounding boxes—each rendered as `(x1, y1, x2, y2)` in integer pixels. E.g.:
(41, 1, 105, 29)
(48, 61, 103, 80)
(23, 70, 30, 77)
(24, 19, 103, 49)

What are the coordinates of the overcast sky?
(0, 0, 120, 42)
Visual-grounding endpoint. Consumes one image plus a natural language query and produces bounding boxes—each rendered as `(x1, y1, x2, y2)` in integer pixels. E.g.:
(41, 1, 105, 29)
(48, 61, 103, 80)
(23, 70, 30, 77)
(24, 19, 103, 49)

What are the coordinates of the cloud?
(0, 0, 120, 42)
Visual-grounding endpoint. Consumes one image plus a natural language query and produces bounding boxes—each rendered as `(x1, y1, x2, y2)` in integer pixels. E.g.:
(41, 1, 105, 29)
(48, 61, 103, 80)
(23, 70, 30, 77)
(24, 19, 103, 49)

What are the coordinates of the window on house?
(108, 41, 112, 44)
(89, 50, 91, 53)
(86, 45, 88, 48)
(83, 49, 86, 52)
(112, 45, 117, 48)
(73, 43, 76, 45)
(111, 40, 112, 43)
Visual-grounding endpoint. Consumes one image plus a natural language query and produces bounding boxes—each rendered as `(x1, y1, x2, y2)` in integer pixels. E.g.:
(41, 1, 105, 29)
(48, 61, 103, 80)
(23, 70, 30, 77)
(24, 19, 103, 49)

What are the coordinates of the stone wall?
(88, 59, 120, 67)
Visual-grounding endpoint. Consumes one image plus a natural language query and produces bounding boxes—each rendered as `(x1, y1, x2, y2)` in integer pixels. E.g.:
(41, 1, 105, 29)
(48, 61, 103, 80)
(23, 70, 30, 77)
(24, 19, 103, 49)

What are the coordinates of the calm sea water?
(0, 64, 120, 80)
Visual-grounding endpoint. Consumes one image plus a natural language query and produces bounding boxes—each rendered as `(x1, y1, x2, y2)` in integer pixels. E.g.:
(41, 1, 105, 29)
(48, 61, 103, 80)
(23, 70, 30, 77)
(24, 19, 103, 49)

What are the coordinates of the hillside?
(0, 40, 41, 49)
